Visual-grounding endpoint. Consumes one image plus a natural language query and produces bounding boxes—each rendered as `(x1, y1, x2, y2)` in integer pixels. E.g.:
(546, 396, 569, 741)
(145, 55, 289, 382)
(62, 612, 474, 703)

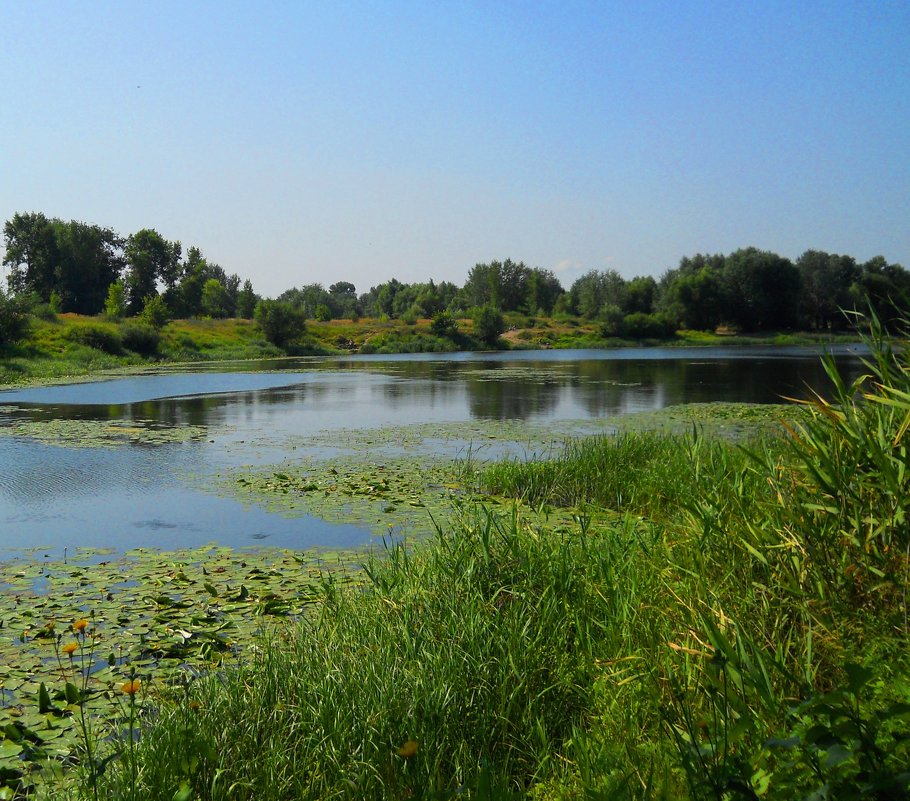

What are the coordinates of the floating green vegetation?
(217, 402, 800, 536)
(0, 545, 362, 793)
(226, 456, 486, 538)
(614, 400, 805, 437)
(0, 418, 208, 448)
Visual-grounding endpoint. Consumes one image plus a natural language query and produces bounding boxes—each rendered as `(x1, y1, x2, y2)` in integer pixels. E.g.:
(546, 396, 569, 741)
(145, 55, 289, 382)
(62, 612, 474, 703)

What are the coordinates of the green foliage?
(597, 304, 625, 337)
(200, 278, 230, 318)
(124, 229, 181, 315)
(0, 289, 30, 347)
(254, 299, 307, 348)
(103, 280, 126, 320)
(235, 279, 257, 319)
(139, 295, 170, 330)
(64, 323, 123, 355)
(458, 260, 563, 314)
(359, 330, 458, 354)
(621, 311, 677, 339)
(430, 310, 459, 338)
(119, 323, 161, 356)
(472, 304, 505, 346)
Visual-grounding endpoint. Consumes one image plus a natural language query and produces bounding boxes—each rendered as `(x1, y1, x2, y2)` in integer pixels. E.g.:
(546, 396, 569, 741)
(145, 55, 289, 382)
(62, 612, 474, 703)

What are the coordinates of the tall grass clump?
(84, 508, 662, 800)
(652, 313, 910, 799)
(482, 429, 774, 525)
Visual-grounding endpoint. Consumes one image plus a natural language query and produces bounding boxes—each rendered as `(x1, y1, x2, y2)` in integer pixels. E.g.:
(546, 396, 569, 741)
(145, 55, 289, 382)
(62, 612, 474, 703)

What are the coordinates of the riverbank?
(0, 312, 858, 389)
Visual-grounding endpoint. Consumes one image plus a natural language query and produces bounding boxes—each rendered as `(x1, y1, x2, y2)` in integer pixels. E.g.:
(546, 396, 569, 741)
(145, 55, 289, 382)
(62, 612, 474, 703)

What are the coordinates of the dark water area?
(0, 345, 865, 557)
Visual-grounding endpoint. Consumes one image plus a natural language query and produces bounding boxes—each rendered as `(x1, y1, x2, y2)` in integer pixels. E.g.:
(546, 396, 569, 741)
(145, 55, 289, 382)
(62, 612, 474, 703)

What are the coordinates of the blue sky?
(2, 1, 908, 297)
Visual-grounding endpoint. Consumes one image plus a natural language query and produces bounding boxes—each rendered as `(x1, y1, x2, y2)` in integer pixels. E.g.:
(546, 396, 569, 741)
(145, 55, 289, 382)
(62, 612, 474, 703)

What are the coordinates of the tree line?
(4, 211, 909, 348)
(2, 212, 257, 321)
(274, 250, 909, 337)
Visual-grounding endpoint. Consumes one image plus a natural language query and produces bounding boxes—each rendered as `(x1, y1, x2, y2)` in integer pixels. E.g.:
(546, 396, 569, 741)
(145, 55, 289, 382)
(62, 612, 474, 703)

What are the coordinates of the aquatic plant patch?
(225, 456, 486, 538)
(0, 418, 208, 448)
(0, 545, 361, 793)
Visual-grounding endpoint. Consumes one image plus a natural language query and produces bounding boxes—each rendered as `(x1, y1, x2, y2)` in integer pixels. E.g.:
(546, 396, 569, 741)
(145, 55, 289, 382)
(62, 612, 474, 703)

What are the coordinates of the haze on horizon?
(2, 1, 908, 298)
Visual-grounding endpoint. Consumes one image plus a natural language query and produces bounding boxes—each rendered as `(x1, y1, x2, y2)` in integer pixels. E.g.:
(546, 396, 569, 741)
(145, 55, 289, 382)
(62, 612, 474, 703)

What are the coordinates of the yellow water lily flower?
(396, 739, 418, 758)
(121, 679, 141, 696)
(62, 642, 78, 656)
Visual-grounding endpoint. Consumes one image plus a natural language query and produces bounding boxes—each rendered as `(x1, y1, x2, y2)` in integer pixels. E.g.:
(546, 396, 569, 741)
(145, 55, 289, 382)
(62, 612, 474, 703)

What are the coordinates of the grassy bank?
(26, 319, 905, 800)
(1, 311, 858, 389)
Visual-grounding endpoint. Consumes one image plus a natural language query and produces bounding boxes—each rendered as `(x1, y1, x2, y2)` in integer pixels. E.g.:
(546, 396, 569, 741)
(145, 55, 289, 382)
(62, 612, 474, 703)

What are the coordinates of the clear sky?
(2, 1, 908, 297)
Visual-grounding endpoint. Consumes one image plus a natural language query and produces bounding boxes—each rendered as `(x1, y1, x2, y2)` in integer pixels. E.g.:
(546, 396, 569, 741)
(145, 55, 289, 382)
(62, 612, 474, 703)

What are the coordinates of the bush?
(139, 295, 171, 330)
(597, 304, 625, 337)
(621, 311, 677, 339)
(430, 310, 459, 338)
(254, 300, 307, 348)
(65, 323, 123, 354)
(0, 290, 30, 346)
(472, 304, 504, 346)
(120, 323, 161, 355)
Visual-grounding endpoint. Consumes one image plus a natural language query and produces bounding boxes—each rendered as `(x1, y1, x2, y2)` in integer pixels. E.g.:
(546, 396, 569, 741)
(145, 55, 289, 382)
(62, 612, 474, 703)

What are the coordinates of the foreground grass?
(36, 317, 907, 801)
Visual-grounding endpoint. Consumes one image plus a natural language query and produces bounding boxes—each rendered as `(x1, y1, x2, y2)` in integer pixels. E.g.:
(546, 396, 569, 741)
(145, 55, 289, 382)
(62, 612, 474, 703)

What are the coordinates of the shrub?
(139, 296, 170, 329)
(430, 310, 459, 338)
(0, 290, 30, 346)
(120, 323, 161, 355)
(104, 280, 127, 320)
(472, 304, 504, 346)
(597, 304, 624, 337)
(254, 300, 307, 348)
(621, 311, 677, 339)
(65, 323, 123, 354)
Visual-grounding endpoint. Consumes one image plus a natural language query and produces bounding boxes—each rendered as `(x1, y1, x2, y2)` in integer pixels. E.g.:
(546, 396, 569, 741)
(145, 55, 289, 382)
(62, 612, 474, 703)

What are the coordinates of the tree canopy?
(4, 211, 908, 338)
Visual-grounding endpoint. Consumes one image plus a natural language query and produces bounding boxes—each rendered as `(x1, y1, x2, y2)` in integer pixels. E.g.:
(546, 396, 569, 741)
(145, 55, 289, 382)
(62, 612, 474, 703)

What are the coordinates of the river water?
(0, 345, 864, 557)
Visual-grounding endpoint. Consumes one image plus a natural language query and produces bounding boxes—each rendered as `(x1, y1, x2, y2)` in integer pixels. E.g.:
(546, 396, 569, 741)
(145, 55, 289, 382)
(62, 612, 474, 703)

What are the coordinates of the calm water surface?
(0, 346, 864, 557)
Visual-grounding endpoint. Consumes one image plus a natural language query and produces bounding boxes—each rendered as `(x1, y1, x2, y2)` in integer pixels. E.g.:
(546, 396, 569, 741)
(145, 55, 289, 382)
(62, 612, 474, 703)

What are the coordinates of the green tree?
(524, 268, 564, 314)
(124, 229, 182, 315)
(236, 280, 258, 319)
(104, 279, 127, 319)
(460, 260, 532, 312)
(278, 284, 333, 319)
(856, 256, 910, 323)
(50, 219, 124, 314)
(472, 304, 504, 347)
(722, 247, 800, 331)
(659, 262, 726, 330)
(796, 250, 859, 330)
(201, 278, 231, 318)
(139, 295, 171, 329)
(3, 212, 58, 298)
(570, 270, 627, 318)
(625, 275, 656, 314)
(254, 300, 306, 348)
